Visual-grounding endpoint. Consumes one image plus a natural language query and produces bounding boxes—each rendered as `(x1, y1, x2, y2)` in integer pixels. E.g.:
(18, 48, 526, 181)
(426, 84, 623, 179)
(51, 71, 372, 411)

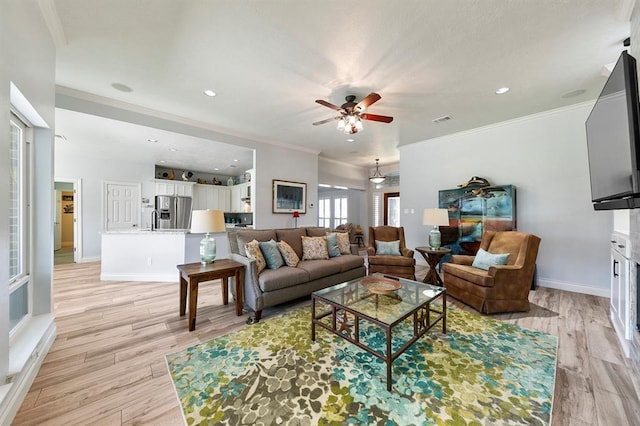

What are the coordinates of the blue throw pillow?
(472, 248, 509, 270)
(259, 239, 284, 270)
(376, 240, 401, 256)
(326, 233, 341, 258)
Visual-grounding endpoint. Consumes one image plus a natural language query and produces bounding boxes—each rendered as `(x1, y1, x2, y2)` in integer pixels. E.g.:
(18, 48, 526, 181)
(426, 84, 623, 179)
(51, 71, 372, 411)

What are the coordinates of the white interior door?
(55, 190, 62, 250)
(105, 182, 140, 231)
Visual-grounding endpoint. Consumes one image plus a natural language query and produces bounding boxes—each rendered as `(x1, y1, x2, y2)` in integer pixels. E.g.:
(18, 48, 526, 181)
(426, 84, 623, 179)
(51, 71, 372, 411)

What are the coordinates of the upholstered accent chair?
(442, 231, 541, 314)
(366, 226, 416, 280)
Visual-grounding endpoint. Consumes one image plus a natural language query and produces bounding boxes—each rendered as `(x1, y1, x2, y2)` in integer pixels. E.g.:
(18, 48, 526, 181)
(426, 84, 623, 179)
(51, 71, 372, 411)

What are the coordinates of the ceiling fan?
(312, 92, 393, 134)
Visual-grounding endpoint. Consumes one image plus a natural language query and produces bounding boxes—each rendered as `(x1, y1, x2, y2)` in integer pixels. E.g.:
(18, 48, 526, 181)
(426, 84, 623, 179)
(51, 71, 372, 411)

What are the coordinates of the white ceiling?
(48, 0, 631, 172)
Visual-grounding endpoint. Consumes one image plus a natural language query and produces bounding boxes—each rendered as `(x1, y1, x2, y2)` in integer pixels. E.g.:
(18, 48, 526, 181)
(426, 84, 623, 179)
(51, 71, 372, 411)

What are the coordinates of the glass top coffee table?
(311, 273, 446, 391)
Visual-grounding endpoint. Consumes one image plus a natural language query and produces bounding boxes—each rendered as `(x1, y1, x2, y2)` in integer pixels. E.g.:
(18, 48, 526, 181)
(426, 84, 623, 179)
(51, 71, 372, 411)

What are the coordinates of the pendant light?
(369, 158, 386, 184)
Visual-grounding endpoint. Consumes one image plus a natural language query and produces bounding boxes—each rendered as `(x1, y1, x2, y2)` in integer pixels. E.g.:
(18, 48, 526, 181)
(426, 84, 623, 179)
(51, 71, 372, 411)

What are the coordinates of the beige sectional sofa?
(228, 227, 365, 322)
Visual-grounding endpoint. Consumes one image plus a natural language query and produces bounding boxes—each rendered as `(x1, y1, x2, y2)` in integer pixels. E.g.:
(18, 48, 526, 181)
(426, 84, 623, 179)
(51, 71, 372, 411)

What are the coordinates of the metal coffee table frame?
(311, 274, 446, 391)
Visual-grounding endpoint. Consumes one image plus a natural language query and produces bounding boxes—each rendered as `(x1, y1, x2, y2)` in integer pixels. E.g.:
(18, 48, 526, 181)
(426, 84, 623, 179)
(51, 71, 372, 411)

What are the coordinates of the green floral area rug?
(166, 306, 557, 425)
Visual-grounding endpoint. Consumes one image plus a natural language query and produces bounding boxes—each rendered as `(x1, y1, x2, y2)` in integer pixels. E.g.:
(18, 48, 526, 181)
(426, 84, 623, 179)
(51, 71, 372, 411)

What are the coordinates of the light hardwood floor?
(12, 262, 640, 425)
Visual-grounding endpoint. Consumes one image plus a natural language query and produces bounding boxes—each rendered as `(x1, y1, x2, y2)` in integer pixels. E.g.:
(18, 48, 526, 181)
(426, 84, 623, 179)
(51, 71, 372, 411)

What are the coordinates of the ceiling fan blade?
(315, 99, 345, 112)
(355, 92, 381, 112)
(312, 116, 340, 126)
(361, 113, 394, 123)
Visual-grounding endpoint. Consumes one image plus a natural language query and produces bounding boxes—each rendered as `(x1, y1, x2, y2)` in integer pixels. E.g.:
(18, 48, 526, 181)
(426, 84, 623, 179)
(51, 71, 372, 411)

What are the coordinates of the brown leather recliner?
(442, 231, 541, 314)
(367, 226, 416, 280)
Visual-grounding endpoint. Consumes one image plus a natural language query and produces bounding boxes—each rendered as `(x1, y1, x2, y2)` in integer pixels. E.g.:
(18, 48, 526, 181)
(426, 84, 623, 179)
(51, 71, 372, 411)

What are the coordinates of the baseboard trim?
(0, 319, 56, 424)
(80, 256, 101, 263)
(537, 278, 609, 298)
(100, 272, 176, 283)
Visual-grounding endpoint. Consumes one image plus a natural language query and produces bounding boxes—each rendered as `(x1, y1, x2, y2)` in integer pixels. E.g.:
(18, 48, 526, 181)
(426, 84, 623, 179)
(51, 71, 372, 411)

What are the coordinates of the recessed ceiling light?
(169, 148, 177, 152)
(319, 184, 331, 188)
(147, 139, 158, 143)
(204, 89, 217, 97)
(233, 159, 239, 162)
(159, 160, 166, 164)
(562, 89, 587, 99)
(214, 168, 219, 171)
(55, 134, 67, 141)
(111, 82, 133, 92)
(495, 87, 510, 95)
(346, 138, 355, 142)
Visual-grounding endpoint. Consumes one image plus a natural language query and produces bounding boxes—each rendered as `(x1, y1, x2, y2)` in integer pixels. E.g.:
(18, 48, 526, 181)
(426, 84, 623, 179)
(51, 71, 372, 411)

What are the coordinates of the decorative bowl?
(361, 276, 401, 294)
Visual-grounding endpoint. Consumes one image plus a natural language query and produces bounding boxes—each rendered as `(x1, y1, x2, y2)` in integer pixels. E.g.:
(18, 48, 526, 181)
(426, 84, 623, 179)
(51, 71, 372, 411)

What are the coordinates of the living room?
(2, 0, 640, 424)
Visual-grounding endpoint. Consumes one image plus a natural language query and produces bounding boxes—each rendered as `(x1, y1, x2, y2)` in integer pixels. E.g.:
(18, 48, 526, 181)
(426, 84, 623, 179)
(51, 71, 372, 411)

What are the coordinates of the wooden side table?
(177, 259, 245, 331)
(415, 247, 451, 286)
(354, 233, 364, 247)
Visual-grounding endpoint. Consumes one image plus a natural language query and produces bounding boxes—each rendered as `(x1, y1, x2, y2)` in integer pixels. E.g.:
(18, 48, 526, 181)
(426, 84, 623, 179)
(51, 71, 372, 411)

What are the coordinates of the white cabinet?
(611, 233, 632, 357)
(193, 184, 231, 212)
(154, 180, 194, 197)
(230, 182, 251, 213)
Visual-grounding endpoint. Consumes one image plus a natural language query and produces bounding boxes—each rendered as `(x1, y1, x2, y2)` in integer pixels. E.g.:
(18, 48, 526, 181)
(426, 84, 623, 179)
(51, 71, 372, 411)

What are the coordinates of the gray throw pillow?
(326, 233, 341, 258)
(472, 248, 509, 270)
(376, 240, 401, 256)
(259, 239, 284, 270)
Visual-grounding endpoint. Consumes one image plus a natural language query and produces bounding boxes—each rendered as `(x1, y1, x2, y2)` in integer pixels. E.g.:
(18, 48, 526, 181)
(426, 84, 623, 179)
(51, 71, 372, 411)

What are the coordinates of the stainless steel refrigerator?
(154, 195, 192, 230)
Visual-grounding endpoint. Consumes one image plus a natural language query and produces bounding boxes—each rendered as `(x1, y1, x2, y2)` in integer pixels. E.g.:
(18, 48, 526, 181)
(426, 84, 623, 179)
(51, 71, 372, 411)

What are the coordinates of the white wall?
(253, 147, 319, 229)
(55, 141, 156, 261)
(400, 102, 612, 296)
(0, 0, 56, 421)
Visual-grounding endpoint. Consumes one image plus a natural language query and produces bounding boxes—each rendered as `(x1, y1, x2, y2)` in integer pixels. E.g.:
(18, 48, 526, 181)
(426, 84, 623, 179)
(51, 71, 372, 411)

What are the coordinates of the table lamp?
(423, 208, 450, 249)
(191, 210, 226, 264)
(292, 211, 300, 228)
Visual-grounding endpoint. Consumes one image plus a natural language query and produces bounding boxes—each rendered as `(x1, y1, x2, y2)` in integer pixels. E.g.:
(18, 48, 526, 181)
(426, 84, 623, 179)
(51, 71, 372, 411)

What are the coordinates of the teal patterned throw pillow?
(472, 248, 509, 270)
(376, 240, 401, 256)
(259, 239, 285, 269)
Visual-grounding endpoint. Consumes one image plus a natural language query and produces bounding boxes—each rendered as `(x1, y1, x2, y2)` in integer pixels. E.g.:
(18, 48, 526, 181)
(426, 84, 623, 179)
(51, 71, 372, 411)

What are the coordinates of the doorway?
(384, 192, 400, 226)
(54, 178, 82, 264)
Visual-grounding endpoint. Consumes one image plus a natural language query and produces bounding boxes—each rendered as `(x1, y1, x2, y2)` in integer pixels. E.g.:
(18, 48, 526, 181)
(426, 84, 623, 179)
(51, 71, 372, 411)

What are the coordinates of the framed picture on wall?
(272, 180, 307, 214)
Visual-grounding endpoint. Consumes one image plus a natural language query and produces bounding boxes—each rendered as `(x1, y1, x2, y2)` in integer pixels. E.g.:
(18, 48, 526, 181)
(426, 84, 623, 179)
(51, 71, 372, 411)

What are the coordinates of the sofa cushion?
(259, 240, 284, 270)
(244, 240, 266, 274)
(327, 254, 365, 273)
(376, 240, 401, 256)
(326, 233, 341, 258)
(306, 227, 331, 237)
(472, 248, 509, 270)
(276, 240, 300, 267)
(443, 263, 495, 287)
(237, 230, 277, 257)
(301, 236, 329, 260)
(258, 266, 310, 292)
(297, 259, 342, 281)
(276, 228, 306, 259)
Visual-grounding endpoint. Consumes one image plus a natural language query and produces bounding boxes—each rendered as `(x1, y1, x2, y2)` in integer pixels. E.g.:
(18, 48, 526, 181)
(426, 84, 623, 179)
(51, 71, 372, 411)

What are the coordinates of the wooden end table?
(177, 259, 244, 331)
(415, 246, 451, 286)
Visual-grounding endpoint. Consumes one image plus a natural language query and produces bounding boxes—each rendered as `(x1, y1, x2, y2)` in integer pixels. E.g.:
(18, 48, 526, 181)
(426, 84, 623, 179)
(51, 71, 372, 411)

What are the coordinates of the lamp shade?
(422, 208, 450, 227)
(190, 210, 226, 233)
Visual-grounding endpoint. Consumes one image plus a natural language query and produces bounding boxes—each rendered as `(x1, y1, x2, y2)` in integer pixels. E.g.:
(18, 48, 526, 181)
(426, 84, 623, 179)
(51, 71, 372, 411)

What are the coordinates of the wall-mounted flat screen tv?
(585, 50, 640, 210)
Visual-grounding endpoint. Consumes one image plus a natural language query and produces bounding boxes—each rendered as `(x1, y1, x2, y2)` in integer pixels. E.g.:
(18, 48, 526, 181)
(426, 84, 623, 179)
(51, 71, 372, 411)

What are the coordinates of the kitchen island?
(101, 229, 230, 282)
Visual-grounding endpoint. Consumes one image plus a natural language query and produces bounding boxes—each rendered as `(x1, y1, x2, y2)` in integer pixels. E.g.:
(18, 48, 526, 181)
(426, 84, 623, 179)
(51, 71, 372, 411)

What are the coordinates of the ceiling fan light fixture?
(337, 118, 346, 131)
(369, 158, 386, 183)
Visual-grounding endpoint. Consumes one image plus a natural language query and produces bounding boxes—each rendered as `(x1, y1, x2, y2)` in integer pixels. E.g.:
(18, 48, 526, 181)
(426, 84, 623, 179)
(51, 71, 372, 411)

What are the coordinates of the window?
(372, 192, 382, 227)
(9, 112, 31, 333)
(318, 198, 331, 228)
(333, 197, 348, 229)
(318, 195, 348, 228)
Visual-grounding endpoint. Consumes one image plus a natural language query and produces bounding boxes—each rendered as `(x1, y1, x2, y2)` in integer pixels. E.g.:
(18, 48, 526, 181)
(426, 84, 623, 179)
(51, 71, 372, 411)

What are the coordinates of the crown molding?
(38, 0, 67, 48)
